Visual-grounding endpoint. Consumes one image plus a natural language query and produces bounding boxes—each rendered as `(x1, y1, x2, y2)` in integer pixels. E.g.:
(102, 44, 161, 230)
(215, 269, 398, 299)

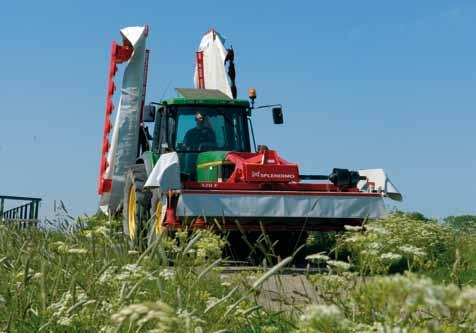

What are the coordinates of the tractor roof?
(162, 88, 250, 107)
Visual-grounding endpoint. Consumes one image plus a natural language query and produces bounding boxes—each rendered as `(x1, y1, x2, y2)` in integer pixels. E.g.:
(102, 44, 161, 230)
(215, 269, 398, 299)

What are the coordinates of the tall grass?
(0, 211, 475, 332)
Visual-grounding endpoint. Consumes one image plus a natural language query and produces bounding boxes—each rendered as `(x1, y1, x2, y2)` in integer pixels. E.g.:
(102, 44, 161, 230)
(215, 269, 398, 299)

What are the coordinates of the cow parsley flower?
(159, 268, 175, 281)
(398, 245, 426, 257)
(326, 260, 351, 272)
(67, 248, 88, 254)
(457, 287, 476, 306)
(305, 252, 330, 262)
(344, 225, 364, 231)
(380, 252, 402, 262)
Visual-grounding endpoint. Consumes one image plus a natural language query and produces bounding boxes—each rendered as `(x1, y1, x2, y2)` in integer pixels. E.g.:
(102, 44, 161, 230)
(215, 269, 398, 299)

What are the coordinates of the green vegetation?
(0, 212, 475, 332)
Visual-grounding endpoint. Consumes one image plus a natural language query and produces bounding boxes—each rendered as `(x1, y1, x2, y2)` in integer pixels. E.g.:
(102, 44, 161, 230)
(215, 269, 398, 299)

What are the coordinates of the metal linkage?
(0, 195, 41, 229)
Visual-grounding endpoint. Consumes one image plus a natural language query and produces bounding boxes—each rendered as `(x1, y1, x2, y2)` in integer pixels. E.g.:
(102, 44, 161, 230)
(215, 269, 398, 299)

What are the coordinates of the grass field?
(1, 212, 475, 332)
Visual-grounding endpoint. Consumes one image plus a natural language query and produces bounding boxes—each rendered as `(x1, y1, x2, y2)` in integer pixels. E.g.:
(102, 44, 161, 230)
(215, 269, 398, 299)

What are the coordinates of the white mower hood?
(358, 169, 403, 202)
(99, 26, 149, 213)
(193, 30, 233, 98)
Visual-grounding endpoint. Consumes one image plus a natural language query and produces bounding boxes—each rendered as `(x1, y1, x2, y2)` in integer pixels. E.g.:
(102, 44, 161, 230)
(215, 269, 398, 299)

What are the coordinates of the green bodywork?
(196, 151, 231, 182)
(163, 88, 250, 108)
(163, 98, 249, 108)
(142, 150, 230, 182)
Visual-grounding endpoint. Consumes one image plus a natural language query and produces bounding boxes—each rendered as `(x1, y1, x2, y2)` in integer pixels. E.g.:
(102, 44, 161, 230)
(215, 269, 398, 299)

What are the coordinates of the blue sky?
(0, 1, 475, 218)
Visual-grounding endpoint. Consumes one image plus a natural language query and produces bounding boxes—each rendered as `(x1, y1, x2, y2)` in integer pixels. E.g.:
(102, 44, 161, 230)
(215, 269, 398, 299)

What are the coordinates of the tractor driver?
(184, 111, 217, 151)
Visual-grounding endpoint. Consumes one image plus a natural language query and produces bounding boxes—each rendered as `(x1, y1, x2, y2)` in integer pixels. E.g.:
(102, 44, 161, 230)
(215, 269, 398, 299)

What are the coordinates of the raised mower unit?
(98, 26, 402, 252)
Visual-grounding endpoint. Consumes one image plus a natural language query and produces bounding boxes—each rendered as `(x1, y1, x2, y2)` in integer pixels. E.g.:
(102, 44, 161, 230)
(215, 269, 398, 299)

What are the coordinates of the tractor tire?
(123, 164, 151, 249)
(148, 190, 172, 247)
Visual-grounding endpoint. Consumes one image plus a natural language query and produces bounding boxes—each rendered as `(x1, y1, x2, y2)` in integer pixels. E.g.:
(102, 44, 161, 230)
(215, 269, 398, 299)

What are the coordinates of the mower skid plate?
(175, 190, 385, 222)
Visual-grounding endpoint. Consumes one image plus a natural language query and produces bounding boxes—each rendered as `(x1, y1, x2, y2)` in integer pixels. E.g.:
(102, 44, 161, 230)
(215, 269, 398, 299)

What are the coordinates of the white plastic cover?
(144, 152, 182, 192)
(176, 193, 386, 219)
(193, 30, 233, 98)
(357, 169, 403, 201)
(99, 26, 148, 213)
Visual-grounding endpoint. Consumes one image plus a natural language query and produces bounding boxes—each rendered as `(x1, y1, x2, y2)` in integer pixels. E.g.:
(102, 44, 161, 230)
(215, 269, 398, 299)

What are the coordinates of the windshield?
(173, 106, 249, 153)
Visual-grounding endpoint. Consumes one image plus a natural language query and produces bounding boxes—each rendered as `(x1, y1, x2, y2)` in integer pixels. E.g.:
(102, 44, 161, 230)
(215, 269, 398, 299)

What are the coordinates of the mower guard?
(175, 190, 385, 226)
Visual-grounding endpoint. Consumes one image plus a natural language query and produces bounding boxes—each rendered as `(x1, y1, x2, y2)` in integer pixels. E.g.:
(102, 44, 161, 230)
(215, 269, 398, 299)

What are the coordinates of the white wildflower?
(101, 301, 113, 313)
(206, 297, 219, 309)
(159, 268, 175, 281)
(196, 248, 207, 258)
(344, 225, 363, 231)
(366, 242, 382, 250)
(48, 288, 91, 326)
(344, 235, 363, 243)
(380, 252, 402, 262)
(246, 274, 258, 283)
(326, 260, 351, 272)
(361, 249, 379, 257)
(115, 264, 154, 282)
(176, 308, 206, 324)
(398, 245, 426, 257)
(58, 316, 74, 326)
(457, 287, 476, 306)
(123, 264, 141, 274)
(305, 252, 330, 262)
(99, 266, 117, 284)
(300, 304, 342, 321)
(67, 248, 88, 255)
(220, 274, 232, 287)
(366, 225, 389, 235)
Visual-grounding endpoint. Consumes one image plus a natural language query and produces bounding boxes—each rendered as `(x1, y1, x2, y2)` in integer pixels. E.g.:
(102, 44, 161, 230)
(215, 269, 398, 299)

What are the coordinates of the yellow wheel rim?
(155, 199, 164, 236)
(128, 185, 137, 240)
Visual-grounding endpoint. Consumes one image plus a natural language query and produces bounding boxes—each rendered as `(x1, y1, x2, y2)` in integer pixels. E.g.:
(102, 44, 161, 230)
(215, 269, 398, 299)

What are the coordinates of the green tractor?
(122, 88, 288, 250)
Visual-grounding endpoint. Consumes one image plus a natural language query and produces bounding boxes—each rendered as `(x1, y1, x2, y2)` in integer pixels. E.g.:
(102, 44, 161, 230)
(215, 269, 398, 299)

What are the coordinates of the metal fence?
(0, 195, 41, 228)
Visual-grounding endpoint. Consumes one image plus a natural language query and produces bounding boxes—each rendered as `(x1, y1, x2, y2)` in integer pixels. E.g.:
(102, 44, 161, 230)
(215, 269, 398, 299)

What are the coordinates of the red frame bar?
(97, 35, 135, 194)
(181, 189, 380, 197)
(182, 181, 373, 194)
(195, 51, 205, 89)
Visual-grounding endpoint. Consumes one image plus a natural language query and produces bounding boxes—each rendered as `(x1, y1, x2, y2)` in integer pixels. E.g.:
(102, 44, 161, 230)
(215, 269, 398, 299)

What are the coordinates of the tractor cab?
(144, 88, 252, 181)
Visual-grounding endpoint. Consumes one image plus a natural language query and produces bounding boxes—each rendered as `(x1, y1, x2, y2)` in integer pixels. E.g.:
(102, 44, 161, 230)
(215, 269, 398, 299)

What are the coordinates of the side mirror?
(272, 107, 284, 124)
(143, 104, 156, 122)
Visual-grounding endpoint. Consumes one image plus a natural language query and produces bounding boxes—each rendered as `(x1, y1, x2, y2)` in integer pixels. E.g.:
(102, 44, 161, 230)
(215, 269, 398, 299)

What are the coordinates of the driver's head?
(195, 112, 205, 128)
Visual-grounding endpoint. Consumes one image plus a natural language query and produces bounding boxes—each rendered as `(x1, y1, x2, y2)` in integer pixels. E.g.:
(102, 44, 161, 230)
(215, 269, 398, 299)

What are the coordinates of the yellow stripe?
(197, 161, 233, 169)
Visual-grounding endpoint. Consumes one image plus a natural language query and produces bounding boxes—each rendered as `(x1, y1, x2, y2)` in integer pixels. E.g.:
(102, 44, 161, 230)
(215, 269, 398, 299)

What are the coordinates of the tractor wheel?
(123, 164, 151, 249)
(148, 190, 171, 246)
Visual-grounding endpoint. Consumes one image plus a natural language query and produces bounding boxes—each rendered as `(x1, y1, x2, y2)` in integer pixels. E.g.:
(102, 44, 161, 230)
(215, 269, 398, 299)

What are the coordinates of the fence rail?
(1, 195, 41, 228)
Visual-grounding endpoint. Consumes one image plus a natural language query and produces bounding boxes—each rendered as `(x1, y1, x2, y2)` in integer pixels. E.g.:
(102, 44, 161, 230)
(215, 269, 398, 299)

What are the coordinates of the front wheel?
(123, 164, 151, 249)
(148, 190, 165, 245)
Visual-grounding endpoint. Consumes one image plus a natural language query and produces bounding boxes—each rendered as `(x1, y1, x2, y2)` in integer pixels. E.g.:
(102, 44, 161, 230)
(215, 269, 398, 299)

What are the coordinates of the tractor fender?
(144, 152, 181, 192)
